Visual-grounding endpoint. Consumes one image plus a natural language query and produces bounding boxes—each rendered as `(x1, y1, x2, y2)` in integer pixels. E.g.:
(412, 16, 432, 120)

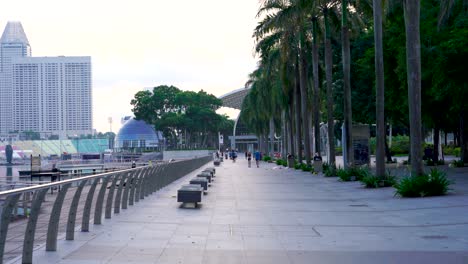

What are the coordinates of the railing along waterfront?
(0, 156, 211, 264)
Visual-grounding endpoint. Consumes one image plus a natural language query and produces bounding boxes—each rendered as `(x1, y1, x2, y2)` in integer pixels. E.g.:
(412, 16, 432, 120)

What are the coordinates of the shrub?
(324, 164, 337, 177)
(394, 169, 451, 197)
(338, 166, 370, 181)
(335, 147, 343, 155)
(301, 163, 312, 172)
(389, 136, 410, 155)
(437, 159, 445, 165)
(294, 162, 302, 170)
(444, 146, 461, 157)
(276, 159, 284, 165)
(452, 159, 464, 167)
(425, 159, 435, 166)
(263, 156, 272, 162)
(361, 173, 397, 188)
(322, 162, 330, 171)
(337, 167, 350, 181)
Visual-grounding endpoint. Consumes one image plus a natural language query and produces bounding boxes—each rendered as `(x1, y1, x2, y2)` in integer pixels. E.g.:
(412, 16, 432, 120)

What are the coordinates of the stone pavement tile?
(167, 234, 207, 249)
(286, 250, 468, 264)
(243, 235, 283, 250)
(61, 244, 120, 262)
(156, 248, 204, 264)
(244, 250, 291, 264)
(206, 238, 244, 250)
(201, 250, 245, 264)
(174, 224, 210, 236)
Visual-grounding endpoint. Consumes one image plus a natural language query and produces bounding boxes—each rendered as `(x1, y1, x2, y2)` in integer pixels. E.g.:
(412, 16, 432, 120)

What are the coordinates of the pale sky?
(0, 0, 259, 133)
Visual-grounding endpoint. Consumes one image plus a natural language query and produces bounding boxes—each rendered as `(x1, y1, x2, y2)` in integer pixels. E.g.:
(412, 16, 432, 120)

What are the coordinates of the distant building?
(114, 117, 163, 151)
(0, 21, 92, 139)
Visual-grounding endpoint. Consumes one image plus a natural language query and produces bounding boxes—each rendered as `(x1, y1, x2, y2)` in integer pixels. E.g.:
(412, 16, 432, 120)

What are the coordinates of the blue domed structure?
(114, 117, 163, 150)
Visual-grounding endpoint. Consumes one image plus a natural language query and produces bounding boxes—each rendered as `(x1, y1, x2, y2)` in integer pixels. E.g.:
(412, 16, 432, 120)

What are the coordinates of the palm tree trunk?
(269, 116, 275, 157)
(294, 74, 303, 163)
(324, 8, 336, 165)
(299, 47, 311, 165)
(342, 0, 353, 168)
(403, 0, 424, 176)
(289, 103, 295, 157)
(374, 0, 386, 178)
(433, 125, 440, 163)
(312, 17, 321, 155)
(282, 110, 287, 158)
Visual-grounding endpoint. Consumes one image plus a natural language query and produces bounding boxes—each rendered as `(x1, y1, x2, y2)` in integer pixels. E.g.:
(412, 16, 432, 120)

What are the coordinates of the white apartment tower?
(0, 22, 93, 138)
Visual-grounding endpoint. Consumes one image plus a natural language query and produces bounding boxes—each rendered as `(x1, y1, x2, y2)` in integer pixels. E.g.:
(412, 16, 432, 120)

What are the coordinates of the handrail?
(0, 159, 186, 197)
(0, 155, 212, 264)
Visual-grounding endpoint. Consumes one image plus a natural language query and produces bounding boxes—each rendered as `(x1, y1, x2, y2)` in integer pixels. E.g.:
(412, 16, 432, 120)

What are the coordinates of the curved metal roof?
(218, 87, 251, 110)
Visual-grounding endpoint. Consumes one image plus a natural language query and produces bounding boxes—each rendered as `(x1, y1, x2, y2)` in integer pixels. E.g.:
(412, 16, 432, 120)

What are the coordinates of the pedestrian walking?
(254, 150, 261, 168)
(247, 151, 252, 168)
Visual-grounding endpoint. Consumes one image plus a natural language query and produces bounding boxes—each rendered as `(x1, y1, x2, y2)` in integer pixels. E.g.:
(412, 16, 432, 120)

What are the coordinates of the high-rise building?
(0, 21, 93, 138)
(0, 21, 31, 135)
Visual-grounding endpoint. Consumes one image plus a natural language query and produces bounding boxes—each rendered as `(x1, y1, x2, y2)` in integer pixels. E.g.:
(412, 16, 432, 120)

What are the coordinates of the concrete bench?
(205, 167, 216, 175)
(190, 178, 208, 191)
(197, 172, 212, 183)
(202, 169, 215, 178)
(177, 184, 203, 207)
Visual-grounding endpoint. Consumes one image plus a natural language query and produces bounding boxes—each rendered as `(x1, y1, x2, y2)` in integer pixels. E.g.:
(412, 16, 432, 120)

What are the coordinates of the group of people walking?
(220, 148, 262, 168)
(245, 150, 261, 168)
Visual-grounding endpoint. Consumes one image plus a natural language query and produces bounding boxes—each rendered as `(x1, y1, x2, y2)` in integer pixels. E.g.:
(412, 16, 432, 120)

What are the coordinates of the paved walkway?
(20, 159, 468, 264)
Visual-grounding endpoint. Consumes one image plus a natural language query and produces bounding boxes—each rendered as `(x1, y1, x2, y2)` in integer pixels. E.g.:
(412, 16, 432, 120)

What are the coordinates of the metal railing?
(0, 156, 211, 264)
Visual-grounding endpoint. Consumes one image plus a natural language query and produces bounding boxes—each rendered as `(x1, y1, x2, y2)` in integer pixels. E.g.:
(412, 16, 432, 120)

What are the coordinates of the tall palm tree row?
(243, 0, 432, 175)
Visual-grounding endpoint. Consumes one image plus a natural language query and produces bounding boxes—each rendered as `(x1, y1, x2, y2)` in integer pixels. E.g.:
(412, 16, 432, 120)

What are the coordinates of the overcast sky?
(0, 0, 259, 133)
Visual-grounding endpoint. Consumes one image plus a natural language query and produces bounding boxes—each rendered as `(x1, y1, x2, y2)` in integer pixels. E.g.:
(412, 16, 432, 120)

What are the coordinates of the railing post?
(122, 171, 136, 209)
(66, 180, 87, 240)
(94, 176, 111, 225)
(129, 169, 142, 206)
(138, 168, 149, 201)
(82, 178, 100, 232)
(46, 183, 71, 251)
(114, 172, 128, 214)
(105, 173, 120, 219)
(22, 188, 49, 264)
(0, 193, 21, 264)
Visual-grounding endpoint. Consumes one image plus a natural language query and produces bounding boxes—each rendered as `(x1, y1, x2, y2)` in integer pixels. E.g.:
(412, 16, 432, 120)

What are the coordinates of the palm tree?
(374, 0, 386, 177)
(255, 0, 313, 165)
(341, 0, 354, 168)
(403, 0, 423, 176)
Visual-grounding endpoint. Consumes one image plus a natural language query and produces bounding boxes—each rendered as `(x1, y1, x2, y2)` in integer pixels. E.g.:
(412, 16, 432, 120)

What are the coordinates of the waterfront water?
(0, 165, 31, 188)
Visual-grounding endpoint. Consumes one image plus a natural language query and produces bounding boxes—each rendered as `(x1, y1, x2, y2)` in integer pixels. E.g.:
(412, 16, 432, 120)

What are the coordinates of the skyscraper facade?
(0, 22, 93, 138)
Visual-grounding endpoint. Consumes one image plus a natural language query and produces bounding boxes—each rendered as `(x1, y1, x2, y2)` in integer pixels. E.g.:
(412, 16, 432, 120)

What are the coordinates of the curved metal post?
(22, 188, 49, 264)
(105, 174, 120, 219)
(82, 178, 100, 232)
(94, 176, 111, 225)
(139, 168, 149, 200)
(46, 183, 71, 251)
(0, 193, 21, 263)
(149, 166, 159, 194)
(129, 169, 142, 206)
(155, 164, 165, 191)
(134, 170, 144, 203)
(140, 168, 151, 200)
(122, 171, 136, 209)
(66, 180, 87, 240)
(114, 173, 128, 214)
